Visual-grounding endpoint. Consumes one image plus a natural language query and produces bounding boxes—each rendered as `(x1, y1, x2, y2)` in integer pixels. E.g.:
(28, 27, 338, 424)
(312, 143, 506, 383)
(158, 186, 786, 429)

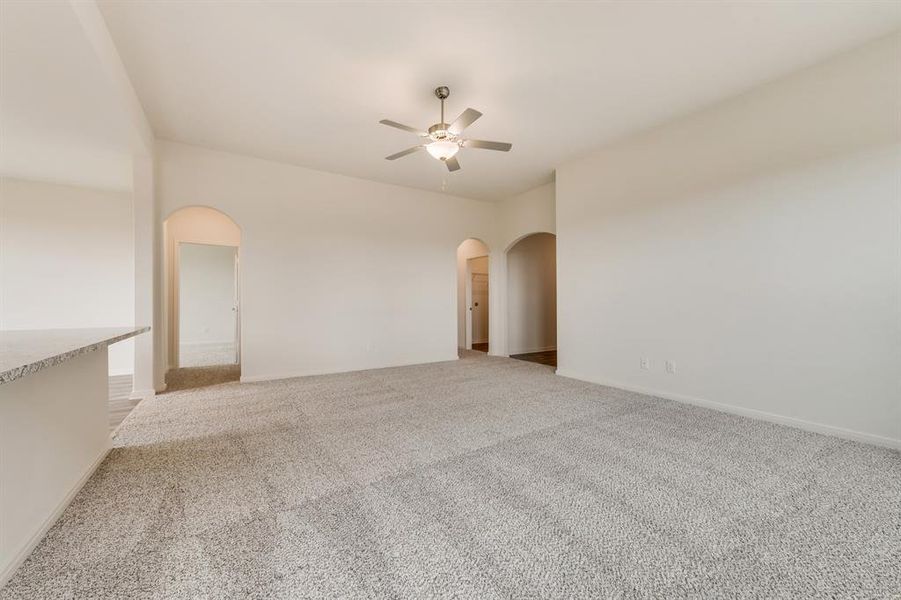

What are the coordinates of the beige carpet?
(2, 353, 899, 598)
(164, 364, 241, 392)
(178, 342, 237, 368)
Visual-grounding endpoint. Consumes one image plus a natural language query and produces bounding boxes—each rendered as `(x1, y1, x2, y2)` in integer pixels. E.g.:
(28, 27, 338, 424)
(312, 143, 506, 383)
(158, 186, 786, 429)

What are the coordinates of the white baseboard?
(509, 345, 557, 356)
(240, 355, 459, 384)
(107, 369, 134, 377)
(0, 442, 111, 587)
(555, 369, 900, 451)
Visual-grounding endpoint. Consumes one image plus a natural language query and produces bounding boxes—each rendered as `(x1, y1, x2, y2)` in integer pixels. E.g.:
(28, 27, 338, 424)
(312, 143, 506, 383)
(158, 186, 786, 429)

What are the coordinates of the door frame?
(465, 255, 488, 350)
(173, 240, 241, 368)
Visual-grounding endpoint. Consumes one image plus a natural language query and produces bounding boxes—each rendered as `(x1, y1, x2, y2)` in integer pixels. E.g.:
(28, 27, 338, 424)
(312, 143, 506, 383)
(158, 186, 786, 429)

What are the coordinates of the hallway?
(510, 350, 557, 368)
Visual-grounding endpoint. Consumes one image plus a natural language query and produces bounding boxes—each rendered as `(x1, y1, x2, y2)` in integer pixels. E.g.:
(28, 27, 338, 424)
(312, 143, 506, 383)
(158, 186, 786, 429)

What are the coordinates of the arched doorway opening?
(506, 232, 556, 367)
(163, 206, 242, 386)
(456, 238, 490, 354)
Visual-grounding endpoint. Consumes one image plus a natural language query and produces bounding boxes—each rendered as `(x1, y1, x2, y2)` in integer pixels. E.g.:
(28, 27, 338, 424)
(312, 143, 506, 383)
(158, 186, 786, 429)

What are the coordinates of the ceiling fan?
(379, 86, 512, 172)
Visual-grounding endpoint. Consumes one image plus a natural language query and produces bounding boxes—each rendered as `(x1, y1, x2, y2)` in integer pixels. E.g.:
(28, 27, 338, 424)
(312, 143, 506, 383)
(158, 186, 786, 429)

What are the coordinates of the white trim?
(0, 442, 111, 587)
(107, 369, 135, 377)
(240, 355, 459, 384)
(555, 369, 901, 451)
(465, 255, 489, 351)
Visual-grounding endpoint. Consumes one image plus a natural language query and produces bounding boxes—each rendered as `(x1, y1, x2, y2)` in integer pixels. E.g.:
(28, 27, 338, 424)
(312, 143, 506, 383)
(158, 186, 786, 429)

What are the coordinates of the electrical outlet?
(665, 360, 676, 374)
(640, 357, 650, 370)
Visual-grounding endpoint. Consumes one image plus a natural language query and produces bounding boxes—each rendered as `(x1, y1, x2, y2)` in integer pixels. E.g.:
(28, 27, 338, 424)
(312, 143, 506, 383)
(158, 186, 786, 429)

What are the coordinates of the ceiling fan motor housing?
(434, 86, 450, 99)
(428, 123, 454, 140)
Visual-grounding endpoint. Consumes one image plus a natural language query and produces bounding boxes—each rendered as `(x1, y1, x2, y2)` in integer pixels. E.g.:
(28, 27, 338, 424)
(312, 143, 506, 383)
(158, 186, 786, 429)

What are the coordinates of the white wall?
(156, 140, 496, 381)
(556, 34, 901, 448)
(456, 238, 490, 349)
(163, 206, 241, 369)
(0, 178, 135, 375)
(487, 181, 556, 357)
(497, 182, 556, 252)
(507, 233, 556, 355)
(178, 243, 236, 345)
(469, 257, 488, 276)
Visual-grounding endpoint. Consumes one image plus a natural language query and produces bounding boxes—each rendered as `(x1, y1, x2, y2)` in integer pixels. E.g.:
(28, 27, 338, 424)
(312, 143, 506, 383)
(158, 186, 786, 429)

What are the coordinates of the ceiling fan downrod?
(435, 86, 450, 126)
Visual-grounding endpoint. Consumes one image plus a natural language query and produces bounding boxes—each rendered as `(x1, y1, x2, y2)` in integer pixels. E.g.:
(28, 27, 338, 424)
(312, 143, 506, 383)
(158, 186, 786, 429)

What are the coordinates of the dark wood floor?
(109, 374, 138, 431)
(472, 342, 489, 353)
(510, 350, 558, 368)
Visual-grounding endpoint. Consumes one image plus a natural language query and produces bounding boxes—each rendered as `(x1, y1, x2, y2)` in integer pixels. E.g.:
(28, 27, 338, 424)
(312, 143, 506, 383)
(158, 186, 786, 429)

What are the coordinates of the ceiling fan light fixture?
(380, 86, 511, 171)
(426, 140, 459, 161)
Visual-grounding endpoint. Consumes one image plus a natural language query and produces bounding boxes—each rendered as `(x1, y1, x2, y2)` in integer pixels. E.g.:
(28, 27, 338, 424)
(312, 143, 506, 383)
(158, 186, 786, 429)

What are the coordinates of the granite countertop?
(0, 327, 150, 384)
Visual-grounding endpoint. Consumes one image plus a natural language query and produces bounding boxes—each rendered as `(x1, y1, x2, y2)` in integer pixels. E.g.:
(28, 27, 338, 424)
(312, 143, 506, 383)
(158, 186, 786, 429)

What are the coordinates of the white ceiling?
(97, 1, 901, 201)
(0, 1, 135, 190)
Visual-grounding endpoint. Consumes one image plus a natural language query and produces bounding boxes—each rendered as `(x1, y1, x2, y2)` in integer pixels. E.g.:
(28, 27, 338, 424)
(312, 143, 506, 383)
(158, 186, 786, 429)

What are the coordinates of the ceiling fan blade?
(463, 139, 512, 152)
(379, 119, 427, 136)
(385, 146, 423, 160)
(445, 156, 461, 172)
(447, 108, 482, 135)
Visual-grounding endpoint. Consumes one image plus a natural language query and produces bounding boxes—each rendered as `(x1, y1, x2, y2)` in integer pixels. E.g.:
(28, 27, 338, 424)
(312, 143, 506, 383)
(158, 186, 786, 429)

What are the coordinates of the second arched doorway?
(506, 232, 557, 367)
(163, 206, 242, 385)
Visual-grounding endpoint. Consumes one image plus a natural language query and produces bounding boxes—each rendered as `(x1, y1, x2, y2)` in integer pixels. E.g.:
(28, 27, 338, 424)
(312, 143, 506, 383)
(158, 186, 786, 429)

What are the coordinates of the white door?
(178, 243, 239, 367)
(471, 272, 489, 346)
(233, 251, 240, 364)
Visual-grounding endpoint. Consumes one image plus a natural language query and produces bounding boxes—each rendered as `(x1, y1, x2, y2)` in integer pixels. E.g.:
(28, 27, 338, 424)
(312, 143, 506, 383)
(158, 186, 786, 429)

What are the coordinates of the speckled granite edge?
(0, 327, 150, 385)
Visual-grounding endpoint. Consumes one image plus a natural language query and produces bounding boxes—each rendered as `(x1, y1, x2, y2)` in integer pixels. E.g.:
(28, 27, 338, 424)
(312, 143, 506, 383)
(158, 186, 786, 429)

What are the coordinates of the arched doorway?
(456, 238, 490, 354)
(506, 232, 556, 367)
(163, 206, 242, 384)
